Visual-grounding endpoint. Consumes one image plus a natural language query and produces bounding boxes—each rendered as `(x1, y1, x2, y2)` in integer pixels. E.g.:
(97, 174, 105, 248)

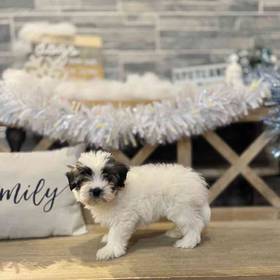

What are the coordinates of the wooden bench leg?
(0, 143, 9, 152)
(177, 137, 192, 167)
(0, 126, 9, 152)
(33, 138, 55, 151)
(204, 131, 280, 207)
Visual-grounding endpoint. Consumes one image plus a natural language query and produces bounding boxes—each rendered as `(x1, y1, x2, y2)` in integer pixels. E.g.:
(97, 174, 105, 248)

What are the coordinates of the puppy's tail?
(202, 204, 211, 226)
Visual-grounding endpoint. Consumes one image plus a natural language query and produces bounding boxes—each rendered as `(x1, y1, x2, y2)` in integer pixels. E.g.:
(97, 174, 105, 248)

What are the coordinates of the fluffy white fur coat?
(69, 151, 210, 261)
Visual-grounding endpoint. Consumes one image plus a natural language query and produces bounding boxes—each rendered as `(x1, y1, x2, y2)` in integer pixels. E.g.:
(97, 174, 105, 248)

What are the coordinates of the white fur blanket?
(3, 70, 198, 101)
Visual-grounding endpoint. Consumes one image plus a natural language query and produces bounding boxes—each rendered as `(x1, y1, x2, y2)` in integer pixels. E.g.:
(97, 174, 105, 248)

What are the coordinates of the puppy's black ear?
(115, 162, 129, 188)
(66, 171, 76, 191)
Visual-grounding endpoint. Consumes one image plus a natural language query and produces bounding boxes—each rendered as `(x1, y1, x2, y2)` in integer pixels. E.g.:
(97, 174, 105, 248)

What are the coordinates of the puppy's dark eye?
(75, 176, 90, 190)
(103, 173, 115, 182)
(79, 167, 93, 177)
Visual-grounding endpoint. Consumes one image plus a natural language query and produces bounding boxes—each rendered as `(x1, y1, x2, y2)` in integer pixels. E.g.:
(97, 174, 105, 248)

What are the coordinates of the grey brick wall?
(0, 0, 279, 79)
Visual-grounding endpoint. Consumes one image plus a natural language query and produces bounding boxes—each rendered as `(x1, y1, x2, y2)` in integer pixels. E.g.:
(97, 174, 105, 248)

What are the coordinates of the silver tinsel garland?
(262, 70, 280, 158)
(0, 75, 269, 149)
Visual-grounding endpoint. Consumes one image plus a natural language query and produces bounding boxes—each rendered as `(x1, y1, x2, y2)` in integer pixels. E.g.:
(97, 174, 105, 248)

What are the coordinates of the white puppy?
(66, 151, 210, 261)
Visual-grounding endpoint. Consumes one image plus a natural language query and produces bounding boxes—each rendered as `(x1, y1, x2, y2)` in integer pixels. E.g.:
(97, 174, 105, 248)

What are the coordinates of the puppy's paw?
(101, 234, 108, 243)
(174, 232, 201, 249)
(165, 227, 182, 238)
(96, 245, 126, 261)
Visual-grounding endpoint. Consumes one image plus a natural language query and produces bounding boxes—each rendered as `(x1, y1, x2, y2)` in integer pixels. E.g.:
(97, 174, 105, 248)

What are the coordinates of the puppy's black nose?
(89, 188, 102, 198)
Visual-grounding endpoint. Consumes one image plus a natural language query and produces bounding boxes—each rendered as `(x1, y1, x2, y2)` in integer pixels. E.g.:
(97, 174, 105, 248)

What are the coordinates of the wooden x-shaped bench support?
(112, 137, 192, 167)
(33, 138, 159, 167)
(112, 144, 159, 166)
(204, 131, 280, 207)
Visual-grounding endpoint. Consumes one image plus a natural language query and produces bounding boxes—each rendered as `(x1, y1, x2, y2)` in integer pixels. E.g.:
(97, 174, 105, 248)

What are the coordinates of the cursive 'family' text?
(0, 179, 67, 212)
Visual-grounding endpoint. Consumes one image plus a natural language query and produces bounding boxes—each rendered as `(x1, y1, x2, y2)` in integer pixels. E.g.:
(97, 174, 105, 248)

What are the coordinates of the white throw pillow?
(0, 145, 87, 239)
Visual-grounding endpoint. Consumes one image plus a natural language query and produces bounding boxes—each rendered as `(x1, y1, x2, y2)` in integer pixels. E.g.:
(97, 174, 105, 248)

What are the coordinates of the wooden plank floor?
(1, 221, 280, 280)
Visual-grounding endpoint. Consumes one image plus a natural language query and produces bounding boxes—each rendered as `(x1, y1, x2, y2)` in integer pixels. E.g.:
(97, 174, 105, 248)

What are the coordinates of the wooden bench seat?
(1, 221, 280, 279)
